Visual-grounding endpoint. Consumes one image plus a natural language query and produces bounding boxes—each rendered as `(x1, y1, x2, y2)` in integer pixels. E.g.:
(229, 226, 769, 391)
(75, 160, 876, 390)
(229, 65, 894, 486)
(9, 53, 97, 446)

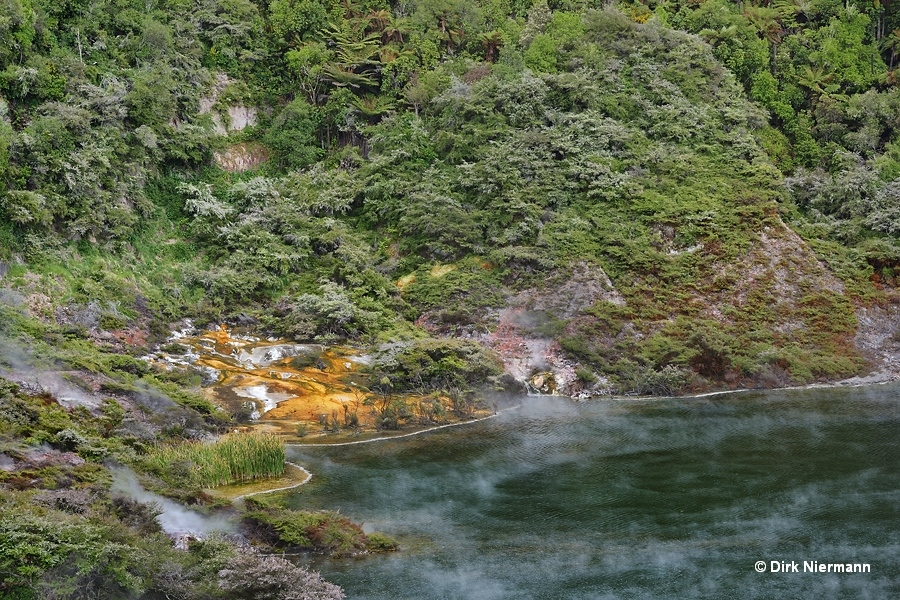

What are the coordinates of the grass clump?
(145, 432, 285, 489)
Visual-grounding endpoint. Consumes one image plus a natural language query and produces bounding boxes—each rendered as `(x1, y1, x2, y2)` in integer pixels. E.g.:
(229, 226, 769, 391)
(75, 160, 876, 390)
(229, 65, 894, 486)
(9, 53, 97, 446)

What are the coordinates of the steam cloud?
(110, 467, 234, 536)
(0, 335, 100, 409)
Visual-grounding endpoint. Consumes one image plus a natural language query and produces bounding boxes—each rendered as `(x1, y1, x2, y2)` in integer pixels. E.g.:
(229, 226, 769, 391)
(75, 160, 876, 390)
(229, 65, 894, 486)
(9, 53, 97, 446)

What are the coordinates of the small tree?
(218, 552, 344, 599)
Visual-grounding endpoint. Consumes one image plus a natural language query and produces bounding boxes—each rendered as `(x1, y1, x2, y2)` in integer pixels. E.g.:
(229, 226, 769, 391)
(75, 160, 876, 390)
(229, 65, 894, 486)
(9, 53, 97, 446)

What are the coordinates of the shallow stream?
(286, 384, 900, 599)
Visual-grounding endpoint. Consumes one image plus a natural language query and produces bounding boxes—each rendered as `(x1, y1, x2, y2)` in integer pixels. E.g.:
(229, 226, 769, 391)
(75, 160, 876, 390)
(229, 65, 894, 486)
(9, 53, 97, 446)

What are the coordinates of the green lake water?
(286, 384, 900, 599)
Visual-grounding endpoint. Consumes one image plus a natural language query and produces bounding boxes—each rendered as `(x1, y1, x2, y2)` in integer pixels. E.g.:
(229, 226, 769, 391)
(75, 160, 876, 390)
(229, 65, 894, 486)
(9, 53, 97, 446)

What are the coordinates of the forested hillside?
(4, 0, 900, 390)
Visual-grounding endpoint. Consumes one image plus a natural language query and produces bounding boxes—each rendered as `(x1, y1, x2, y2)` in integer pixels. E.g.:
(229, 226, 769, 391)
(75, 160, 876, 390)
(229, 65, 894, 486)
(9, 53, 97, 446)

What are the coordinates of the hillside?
(3, 0, 900, 396)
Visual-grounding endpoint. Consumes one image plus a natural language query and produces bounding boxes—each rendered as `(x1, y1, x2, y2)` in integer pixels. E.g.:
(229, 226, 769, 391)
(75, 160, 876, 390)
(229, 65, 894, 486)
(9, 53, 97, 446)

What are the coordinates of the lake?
(286, 384, 900, 599)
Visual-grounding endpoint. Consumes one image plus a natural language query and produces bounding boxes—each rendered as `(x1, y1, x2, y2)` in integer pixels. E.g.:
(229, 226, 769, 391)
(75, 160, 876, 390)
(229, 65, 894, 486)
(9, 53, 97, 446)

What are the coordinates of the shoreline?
(288, 410, 509, 447)
(607, 370, 900, 402)
(207, 461, 314, 503)
(286, 372, 900, 448)
(533, 366, 900, 404)
(233, 462, 313, 501)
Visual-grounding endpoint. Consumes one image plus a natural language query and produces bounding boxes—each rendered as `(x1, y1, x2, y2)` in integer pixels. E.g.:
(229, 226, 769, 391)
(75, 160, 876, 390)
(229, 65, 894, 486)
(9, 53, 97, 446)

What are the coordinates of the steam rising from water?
(111, 467, 233, 536)
(292, 386, 900, 599)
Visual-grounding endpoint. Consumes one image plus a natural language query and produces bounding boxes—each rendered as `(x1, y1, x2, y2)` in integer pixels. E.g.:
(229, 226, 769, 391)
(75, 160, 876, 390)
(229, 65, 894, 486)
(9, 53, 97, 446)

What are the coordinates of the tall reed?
(148, 432, 285, 488)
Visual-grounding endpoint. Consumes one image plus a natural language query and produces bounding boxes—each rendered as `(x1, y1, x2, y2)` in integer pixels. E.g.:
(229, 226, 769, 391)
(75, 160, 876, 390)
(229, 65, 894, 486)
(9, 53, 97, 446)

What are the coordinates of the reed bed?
(148, 432, 286, 488)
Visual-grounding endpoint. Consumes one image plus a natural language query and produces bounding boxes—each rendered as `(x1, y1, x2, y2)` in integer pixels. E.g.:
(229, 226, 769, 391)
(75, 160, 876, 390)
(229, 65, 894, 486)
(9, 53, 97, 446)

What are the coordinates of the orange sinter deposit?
(147, 324, 377, 440)
(146, 324, 494, 442)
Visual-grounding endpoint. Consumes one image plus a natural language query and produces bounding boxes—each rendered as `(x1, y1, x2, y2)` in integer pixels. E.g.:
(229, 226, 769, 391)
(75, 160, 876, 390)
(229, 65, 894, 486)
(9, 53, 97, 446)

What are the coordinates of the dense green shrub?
(369, 338, 504, 393)
(243, 507, 397, 557)
(263, 98, 324, 170)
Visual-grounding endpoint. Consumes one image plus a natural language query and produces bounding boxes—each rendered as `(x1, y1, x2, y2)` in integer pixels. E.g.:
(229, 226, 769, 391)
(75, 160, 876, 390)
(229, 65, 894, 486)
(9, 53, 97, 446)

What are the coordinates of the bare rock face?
(225, 105, 257, 132)
(528, 262, 625, 318)
(198, 73, 228, 115)
(24, 448, 86, 468)
(853, 302, 900, 379)
(199, 73, 258, 137)
(214, 142, 270, 172)
(485, 262, 621, 398)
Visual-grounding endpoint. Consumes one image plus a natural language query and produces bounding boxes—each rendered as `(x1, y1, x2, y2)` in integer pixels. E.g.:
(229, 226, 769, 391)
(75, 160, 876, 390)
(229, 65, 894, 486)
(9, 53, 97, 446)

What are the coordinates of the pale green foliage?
(296, 282, 358, 326)
(0, 0, 35, 66)
(0, 498, 344, 599)
(519, 0, 552, 47)
(369, 337, 504, 392)
(126, 68, 177, 126)
(1, 190, 52, 225)
(547, 11, 585, 49)
(865, 181, 900, 235)
(0, 508, 150, 595)
(786, 157, 900, 238)
(180, 183, 233, 219)
(230, 176, 280, 208)
(0, 98, 11, 178)
(282, 164, 357, 215)
(0, 0, 896, 395)
(291, 282, 383, 339)
(8, 102, 152, 238)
